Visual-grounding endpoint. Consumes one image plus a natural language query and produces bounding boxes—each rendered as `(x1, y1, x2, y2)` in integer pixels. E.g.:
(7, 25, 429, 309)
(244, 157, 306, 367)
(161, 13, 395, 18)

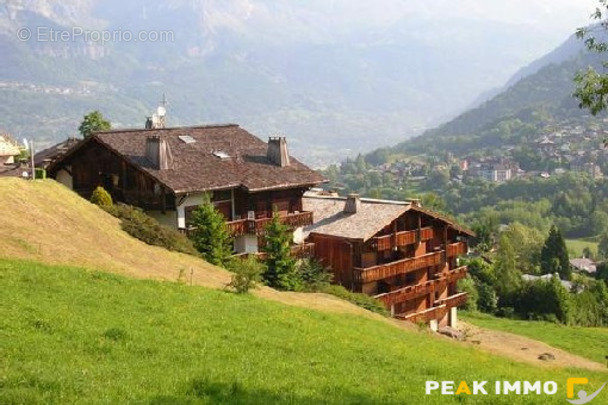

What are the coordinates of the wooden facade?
(48, 129, 322, 255)
(305, 195, 472, 326)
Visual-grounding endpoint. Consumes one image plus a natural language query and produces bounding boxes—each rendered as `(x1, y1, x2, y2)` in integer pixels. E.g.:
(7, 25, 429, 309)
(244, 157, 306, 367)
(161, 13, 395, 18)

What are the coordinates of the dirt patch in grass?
(458, 321, 606, 372)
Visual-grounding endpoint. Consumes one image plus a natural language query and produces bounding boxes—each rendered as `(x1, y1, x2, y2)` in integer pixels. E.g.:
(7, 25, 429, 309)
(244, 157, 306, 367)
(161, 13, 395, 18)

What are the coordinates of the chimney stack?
(267, 137, 291, 167)
(410, 198, 422, 208)
(145, 136, 172, 170)
(344, 193, 361, 214)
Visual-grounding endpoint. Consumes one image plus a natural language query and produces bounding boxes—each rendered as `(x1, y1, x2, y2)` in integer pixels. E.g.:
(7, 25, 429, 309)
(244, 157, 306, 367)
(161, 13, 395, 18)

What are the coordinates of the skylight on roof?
(213, 151, 230, 159)
(178, 135, 196, 144)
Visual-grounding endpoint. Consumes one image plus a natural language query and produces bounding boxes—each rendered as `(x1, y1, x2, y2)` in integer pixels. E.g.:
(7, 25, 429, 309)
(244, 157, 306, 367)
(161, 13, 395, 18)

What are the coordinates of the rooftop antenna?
(156, 93, 167, 129)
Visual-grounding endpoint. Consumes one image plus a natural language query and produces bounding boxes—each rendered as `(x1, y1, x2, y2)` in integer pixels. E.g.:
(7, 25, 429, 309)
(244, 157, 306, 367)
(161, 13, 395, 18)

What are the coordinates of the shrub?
(90, 186, 113, 207)
(477, 282, 498, 314)
(226, 256, 264, 294)
(321, 284, 388, 316)
(104, 203, 198, 256)
(457, 276, 478, 312)
(298, 258, 333, 292)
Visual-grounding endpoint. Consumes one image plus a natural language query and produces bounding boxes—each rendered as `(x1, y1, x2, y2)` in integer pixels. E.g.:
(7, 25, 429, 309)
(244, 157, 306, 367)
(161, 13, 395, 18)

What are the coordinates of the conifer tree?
(261, 211, 301, 291)
(189, 194, 233, 267)
(540, 225, 571, 280)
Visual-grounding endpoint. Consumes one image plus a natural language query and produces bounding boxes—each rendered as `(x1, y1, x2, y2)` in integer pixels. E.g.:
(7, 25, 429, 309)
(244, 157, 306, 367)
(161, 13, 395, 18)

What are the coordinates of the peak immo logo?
(567, 378, 607, 405)
(425, 378, 607, 403)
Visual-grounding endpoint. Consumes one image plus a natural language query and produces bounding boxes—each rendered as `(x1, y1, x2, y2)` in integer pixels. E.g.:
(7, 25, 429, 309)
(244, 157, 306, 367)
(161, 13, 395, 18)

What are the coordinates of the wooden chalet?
(303, 193, 474, 328)
(47, 124, 325, 254)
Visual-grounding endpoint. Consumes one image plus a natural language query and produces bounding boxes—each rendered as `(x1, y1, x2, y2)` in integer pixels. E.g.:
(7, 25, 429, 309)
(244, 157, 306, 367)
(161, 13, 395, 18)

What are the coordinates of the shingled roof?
(54, 124, 325, 194)
(303, 194, 474, 241)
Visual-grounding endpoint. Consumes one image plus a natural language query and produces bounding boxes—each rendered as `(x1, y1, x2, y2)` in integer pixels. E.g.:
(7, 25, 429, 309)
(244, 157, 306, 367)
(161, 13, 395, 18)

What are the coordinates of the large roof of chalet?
(303, 193, 474, 241)
(67, 124, 325, 194)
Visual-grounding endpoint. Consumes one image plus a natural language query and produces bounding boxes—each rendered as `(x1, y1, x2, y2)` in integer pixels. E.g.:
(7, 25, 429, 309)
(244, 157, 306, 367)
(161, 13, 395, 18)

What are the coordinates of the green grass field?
(565, 239, 599, 258)
(461, 312, 608, 364)
(2, 259, 607, 404)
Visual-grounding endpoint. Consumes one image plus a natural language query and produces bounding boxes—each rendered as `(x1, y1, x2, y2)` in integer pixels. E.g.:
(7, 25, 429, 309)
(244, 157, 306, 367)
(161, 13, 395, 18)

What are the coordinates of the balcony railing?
(224, 211, 314, 237)
(444, 266, 468, 284)
(396, 304, 448, 323)
(254, 243, 315, 260)
(374, 226, 435, 251)
(447, 242, 467, 258)
(353, 251, 444, 283)
(374, 279, 437, 307)
(435, 292, 468, 309)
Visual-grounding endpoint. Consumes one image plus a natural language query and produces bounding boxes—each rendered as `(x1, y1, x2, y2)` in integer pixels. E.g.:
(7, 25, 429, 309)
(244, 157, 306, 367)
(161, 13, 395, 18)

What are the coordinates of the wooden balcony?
(396, 304, 448, 324)
(420, 226, 434, 241)
(374, 279, 437, 307)
(374, 226, 435, 251)
(435, 292, 468, 309)
(447, 242, 467, 258)
(225, 211, 313, 237)
(445, 266, 468, 284)
(353, 251, 444, 283)
(254, 243, 315, 260)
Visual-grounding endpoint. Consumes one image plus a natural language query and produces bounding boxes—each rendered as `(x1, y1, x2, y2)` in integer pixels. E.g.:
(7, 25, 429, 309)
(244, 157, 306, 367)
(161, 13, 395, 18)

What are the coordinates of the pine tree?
(189, 194, 233, 267)
(261, 211, 301, 291)
(540, 225, 571, 280)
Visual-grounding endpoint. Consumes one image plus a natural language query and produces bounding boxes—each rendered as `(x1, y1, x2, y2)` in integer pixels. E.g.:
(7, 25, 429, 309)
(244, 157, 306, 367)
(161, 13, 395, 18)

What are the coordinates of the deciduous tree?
(78, 110, 111, 138)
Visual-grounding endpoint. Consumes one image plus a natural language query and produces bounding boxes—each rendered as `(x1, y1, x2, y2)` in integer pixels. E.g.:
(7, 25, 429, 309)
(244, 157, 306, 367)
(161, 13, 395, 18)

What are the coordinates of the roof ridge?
(94, 124, 240, 135)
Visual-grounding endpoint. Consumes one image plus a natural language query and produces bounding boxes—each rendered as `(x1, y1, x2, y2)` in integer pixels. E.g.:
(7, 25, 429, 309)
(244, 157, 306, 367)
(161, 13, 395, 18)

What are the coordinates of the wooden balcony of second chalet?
(440, 266, 468, 284)
(373, 226, 434, 251)
(446, 242, 467, 258)
(434, 292, 468, 309)
(396, 304, 448, 324)
(374, 279, 438, 307)
(373, 266, 467, 307)
(225, 211, 314, 237)
(353, 251, 444, 283)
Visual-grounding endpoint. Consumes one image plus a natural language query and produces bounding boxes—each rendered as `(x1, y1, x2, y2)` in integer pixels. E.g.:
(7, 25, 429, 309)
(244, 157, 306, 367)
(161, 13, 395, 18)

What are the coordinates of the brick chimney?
(146, 136, 172, 170)
(267, 137, 291, 167)
(344, 193, 361, 214)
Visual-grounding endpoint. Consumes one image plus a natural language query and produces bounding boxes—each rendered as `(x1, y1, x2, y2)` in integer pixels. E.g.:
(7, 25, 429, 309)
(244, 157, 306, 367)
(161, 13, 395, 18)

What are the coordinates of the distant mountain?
(393, 31, 607, 156)
(0, 0, 597, 166)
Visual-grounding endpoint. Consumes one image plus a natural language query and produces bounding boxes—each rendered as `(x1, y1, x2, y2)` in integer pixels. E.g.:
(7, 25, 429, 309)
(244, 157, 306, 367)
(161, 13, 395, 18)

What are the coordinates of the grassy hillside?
(462, 312, 608, 364)
(565, 239, 599, 258)
(0, 178, 372, 317)
(2, 258, 607, 404)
